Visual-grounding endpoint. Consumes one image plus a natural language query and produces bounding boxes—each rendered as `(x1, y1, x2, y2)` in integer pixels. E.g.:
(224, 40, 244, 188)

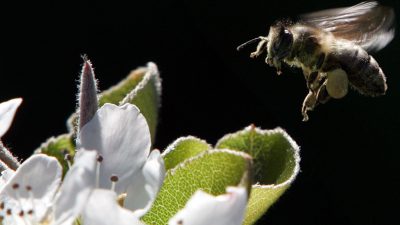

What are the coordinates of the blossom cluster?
(0, 60, 248, 225)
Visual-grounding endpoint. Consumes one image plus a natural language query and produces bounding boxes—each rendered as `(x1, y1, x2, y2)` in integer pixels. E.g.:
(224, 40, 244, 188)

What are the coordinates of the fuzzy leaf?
(35, 134, 75, 176)
(68, 62, 161, 142)
(216, 125, 300, 225)
(142, 149, 252, 225)
(162, 136, 211, 171)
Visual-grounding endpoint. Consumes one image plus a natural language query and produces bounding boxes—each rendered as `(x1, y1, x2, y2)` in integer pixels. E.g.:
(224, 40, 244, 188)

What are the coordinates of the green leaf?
(162, 136, 211, 171)
(216, 125, 300, 225)
(142, 149, 252, 225)
(118, 62, 161, 143)
(68, 62, 161, 143)
(35, 134, 75, 176)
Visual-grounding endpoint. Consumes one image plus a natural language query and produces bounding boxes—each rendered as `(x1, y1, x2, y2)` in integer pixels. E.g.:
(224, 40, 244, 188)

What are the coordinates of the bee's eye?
(281, 30, 292, 47)
(274, 29, 292, 52)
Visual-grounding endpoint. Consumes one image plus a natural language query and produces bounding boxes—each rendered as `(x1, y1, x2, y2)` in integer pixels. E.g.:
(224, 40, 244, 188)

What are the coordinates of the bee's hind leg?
(316, 79, 331, 104)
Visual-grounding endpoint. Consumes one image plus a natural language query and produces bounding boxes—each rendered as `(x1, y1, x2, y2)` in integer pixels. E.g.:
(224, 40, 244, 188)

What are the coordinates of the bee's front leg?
(302, 73, 330, 121)
(250, 38, 268, 58)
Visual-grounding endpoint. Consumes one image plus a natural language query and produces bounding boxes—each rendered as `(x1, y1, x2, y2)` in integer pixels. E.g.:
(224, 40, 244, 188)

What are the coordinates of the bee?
(237, 1, 395, 121)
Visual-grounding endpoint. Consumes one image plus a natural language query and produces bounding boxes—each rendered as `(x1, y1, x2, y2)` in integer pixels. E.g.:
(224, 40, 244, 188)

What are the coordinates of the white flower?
(77, 103, 165, 217)
(0, 102, 165, 225)
(0, 151, 102, 225)
(77, 103, 151, 192)
(0, 154, 62, 224)
(0, 97, 99, 225)
(0, 98, 22, 139)
(168, 187, 248, 225)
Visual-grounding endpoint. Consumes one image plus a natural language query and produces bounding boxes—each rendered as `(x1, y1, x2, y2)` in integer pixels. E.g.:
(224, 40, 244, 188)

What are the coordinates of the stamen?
(12, 183, 20, 190)
(13, 184, 25, 214)
(64, 154, 72, 169)
(6, 209, 11, 216)
(110, 174, 119, 192)
(0, 201, 4, 210)
(26, 186, 37, 222)
(177, 219, 183, 225)
(96, 154, 103, 162)
(96, 154, 103, 188)
(18, 210, 24, 217)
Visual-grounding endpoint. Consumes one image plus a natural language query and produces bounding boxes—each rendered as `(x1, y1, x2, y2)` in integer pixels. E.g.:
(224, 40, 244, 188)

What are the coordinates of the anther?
(95, 154, 103, 188)
(110, 174, 119, 192)
(177, 219, 183, 225)
(110, 175, 119, 182)
(97, 155, 103, 162)
(27, 210, 33, 215)
(0, 201, 4, 210)
(12, 183, 19, 190)
(64, 154, 72, 161)
(6, 209, 12, 216)
(18, 210, 24, 217)
(65, 154, 72, 168)
(26, 185, 32, 192)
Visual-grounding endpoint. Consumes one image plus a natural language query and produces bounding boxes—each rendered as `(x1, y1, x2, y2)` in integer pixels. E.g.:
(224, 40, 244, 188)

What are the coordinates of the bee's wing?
(300, 1, 395, 52)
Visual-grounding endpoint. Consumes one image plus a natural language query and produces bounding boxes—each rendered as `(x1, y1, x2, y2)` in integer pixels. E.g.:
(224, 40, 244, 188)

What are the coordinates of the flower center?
(0, 182, 41, 225)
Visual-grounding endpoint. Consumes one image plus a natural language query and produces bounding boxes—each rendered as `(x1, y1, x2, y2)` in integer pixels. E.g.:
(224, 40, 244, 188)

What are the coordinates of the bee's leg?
(250, 37, 268, 58)
(316, 79, 331, 104)
(301, 90, 317, 122)
(306, 71, 318, 90)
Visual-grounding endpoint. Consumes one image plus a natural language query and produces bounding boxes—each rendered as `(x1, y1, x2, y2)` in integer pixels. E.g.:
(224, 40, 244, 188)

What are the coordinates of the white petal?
(0, 154, 62, 221)
(53, 149, 97, 225)
(168, 187, 248, 225)
(77, 103, 151, 193)
(83, 189, 144, 225)
(0, 169, 15, 189)
(124, 150, 165, 217)
(0, 98, 22, 138)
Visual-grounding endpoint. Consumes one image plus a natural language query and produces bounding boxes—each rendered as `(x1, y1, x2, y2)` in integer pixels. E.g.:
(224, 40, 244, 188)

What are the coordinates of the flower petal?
(53, 149, 97, 225)
(0, 169, 15, 188)
(124, 150, 165, 217)
(83, 189, 144, 225)
(0, 98, 22, 138)
(0, 154, 62, 220)
(168, 187, 248, 225)
(77, 103, 151, 193)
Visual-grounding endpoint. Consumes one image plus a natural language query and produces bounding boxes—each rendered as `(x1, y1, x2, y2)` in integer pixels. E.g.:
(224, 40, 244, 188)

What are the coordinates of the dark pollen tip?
(110, 175, 119, 182)
(97, 155, 103, 162)
(12, 183, 19, 189)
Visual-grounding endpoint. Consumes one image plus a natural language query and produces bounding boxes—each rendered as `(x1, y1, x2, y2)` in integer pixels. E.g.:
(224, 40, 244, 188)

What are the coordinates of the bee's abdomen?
(324, 44, 387, 96)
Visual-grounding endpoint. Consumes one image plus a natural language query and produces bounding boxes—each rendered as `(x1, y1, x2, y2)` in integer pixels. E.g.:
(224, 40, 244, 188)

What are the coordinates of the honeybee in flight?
(237, 1, 395, 121)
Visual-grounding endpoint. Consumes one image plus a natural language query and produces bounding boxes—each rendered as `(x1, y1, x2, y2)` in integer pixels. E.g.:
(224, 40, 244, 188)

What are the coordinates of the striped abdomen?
(323, 41, 387, 96)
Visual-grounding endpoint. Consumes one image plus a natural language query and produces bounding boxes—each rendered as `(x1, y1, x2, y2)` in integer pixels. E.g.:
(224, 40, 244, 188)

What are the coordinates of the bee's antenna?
(236, 37, 264, 51)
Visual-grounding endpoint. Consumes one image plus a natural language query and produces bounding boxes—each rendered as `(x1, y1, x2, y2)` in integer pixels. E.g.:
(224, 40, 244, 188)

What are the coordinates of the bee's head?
(266, 23, 293, 64)
(236, 22, 293, 74)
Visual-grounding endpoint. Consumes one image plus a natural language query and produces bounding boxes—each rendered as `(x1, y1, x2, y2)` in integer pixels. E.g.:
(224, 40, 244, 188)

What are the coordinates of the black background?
(1, 0, 400, 224)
